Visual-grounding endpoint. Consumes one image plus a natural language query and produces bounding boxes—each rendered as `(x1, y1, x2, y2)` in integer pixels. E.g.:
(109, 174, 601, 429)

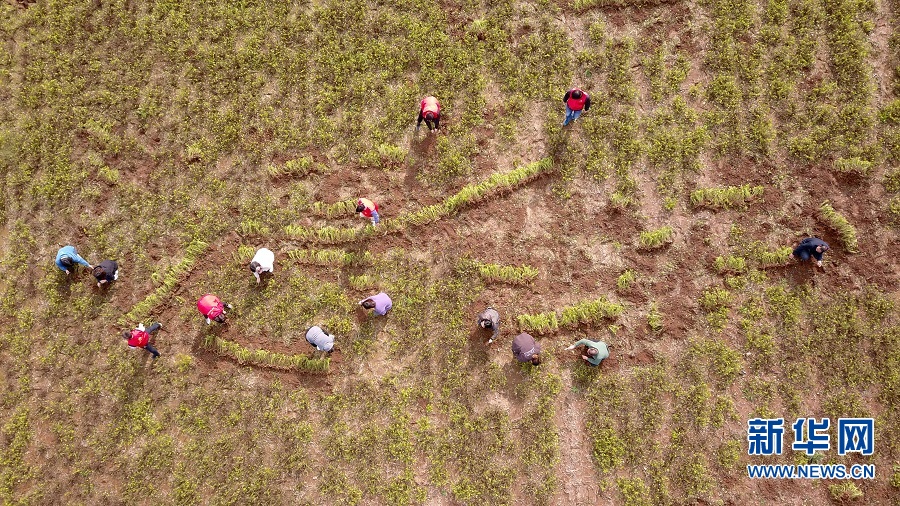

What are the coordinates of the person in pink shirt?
(360, 292, 392, 316)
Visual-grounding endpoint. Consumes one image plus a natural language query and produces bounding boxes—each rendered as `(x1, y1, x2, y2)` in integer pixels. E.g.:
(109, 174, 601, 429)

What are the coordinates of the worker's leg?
(571, 109, 582, 123)
(147, 322, 162, 334)
(563, 106, 575, 126)
(144, 344, 160, 358)
(798, 250, 810, 262)
(371, 209, 380, 225)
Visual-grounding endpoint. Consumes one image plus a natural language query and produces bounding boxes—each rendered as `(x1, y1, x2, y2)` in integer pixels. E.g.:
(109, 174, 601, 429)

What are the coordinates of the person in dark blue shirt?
(790, 237, 830, 268)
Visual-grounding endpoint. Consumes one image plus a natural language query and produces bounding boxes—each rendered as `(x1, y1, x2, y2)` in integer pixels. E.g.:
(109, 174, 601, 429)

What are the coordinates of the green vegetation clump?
(713, 255, 746, 273)
(310, 199, 358, 219)
(829, 482, 863, 501)
(517, 298, 625, 334)
(820, 202, 860, 253)
(473, 262, 538, 285)
(638, 226, 674, 250)
(832, 157, 873, 175)
(690, 185, 763, 209)
(286, 249, 373, 267)
(202, 334, 330, 373)
(616, 269, 637, 292)
(266, 157, 318, 178)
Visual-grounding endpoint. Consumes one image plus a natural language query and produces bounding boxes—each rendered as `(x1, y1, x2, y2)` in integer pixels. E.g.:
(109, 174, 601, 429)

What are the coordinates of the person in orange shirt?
(417, 96, 441, 133)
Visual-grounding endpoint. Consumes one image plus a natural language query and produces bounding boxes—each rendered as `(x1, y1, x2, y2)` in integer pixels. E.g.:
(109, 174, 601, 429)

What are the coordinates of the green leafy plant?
(638, 226, 674, 250)
(820, 202, 859, 253)
(690, 185, 763, 209)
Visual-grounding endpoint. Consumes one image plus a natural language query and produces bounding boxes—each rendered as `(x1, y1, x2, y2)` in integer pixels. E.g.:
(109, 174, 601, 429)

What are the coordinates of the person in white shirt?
(248, 248, 275, 284)
(306, 326, 334, 352)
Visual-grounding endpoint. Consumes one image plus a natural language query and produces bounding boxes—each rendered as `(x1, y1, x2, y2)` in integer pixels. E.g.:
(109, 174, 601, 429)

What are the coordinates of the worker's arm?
(492, 324, 499, 340)
(563, 91, 571, 103)
(584, 96, 591, 111)
(566, 339, 591, 350)
(416, 111, 424, 128)
(72, 252, 91, 268)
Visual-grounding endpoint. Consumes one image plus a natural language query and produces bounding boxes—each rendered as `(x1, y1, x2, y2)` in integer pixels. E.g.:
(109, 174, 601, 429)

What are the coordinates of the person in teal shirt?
(566, 339, 609, 367)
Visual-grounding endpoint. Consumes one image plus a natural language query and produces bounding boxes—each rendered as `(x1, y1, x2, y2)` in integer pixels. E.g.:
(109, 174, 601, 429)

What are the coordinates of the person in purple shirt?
(360, 292, 392, 316)
(512, 333, 541, 365)
(790, 237, 830, 268)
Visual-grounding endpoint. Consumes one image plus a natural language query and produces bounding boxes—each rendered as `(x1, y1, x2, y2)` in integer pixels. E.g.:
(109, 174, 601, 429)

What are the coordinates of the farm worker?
(306, 326, 335, 352)
(356, 198, 380, 226)
(476, 307, 500, 343)
(566, 339, 609, 367)
(55, 245, 92, 275)
(92, 260, 119, 288)
(248, 248, 275, 284)
(122, 322, 162, 359)
(512, 333, 541, 365)
(416, 96, 441, 132)
(360, 292, 392, 316)
(562, 88, 591, 126)
(197, 294, 233, 325)
(789, 237, 830, 268)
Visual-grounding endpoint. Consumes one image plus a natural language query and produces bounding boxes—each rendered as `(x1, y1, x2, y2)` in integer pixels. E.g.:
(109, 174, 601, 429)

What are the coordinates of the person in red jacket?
(122, 322, 162, 359)
(562, 88, 591, 126)
(197, 294, 232, 325)
(355, 197, 380, 226)
(417, 96, 441, 133)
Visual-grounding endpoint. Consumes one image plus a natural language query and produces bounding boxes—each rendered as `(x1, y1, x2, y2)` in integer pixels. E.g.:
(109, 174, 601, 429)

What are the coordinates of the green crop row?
(472, 262, 539, 285)
(690, 185, 763, 209)
(517, 297, 625, 334)
(638, 226, 674, 250)
(831, 157, 873, 176)
(284, 158, 554, 243)
(266, 156, 321, 178)
(201, 334, 330, 373)
(746, 242, 793, 268)
(310, 199, 358, 219)
(119, 239, 209, 325)
(284, 224, 369, 244)
(713, 255, 747, 274)
(819, 202, 860, 253)
(286, 249, 373, 267)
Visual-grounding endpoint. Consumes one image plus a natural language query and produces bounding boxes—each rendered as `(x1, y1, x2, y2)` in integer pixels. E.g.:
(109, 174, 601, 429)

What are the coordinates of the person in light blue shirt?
(566, 339, 609, 367)
(55, 245, 92, 275)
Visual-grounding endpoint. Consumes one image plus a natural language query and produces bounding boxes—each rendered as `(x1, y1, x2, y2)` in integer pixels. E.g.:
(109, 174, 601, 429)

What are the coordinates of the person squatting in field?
(416, 96, 441, 133)
(790, 237, 830, 268)
(55, 245, 92, 275)
(476, 307, 500, 343)
(567, 338, 609, 367)
(197, 294, 233, 325)
(306, 326, 335, 353)
(92, 259, 119, 289)
(360, 292, 392, 316)
(512, 332, 541, 365)
(356, 198, 380, 226)
(562, 88, 591, 126)
(123, 322, 162, 359)
(249, 247, 275, 284)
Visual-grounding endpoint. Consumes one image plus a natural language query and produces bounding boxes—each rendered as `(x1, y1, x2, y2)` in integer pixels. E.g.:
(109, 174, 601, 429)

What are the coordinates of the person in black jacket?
(790, 238, 830, 268)
(92, 260, 119, 288)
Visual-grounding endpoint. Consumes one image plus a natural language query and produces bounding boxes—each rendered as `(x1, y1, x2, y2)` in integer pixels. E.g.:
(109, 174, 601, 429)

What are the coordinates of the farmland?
(0, 0, 898, 504)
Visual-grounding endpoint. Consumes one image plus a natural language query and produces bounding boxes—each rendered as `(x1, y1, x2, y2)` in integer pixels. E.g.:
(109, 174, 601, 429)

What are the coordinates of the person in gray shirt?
(476, 307, 500, 343)
(512, 333, 541, 365)
(305, 326, 334, 352)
